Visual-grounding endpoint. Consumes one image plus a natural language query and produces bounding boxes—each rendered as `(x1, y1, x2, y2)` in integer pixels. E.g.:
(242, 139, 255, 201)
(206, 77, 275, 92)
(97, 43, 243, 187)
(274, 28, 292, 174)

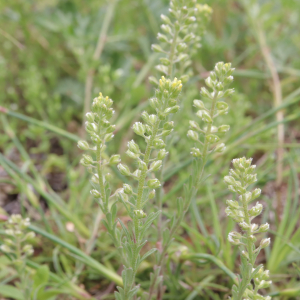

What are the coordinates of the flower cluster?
(188, 62, 234, 174)
(224, 157, 271, 300)
(117, 77, 182, 211)
(0, 214, 35, 264)
(151, 0, 212, 81)
(114, 77, 182, 300)
(78, 93, 120, 211)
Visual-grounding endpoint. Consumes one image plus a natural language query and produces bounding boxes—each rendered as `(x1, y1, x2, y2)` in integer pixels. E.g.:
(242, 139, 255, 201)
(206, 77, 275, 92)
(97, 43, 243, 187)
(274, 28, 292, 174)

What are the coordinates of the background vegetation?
(0, 0, 300, 299)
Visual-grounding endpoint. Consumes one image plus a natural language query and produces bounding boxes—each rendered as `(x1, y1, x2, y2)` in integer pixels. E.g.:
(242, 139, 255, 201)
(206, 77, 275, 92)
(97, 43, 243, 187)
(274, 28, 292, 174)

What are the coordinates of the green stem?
(148, 94, 218, 300)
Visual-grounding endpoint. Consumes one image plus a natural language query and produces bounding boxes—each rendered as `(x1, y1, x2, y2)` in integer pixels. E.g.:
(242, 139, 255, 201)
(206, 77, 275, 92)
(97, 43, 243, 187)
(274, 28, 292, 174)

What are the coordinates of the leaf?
(0, 285, 23, 299)
(139, 248, 157, 264)
(118, 219, 131, 241)
(33, 265, 49, 290)
(140, 211, 161, 238)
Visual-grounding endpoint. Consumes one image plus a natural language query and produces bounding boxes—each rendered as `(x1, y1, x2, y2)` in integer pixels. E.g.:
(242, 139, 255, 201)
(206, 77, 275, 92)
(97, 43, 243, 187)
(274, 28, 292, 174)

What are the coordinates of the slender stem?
(168, 28, 179, 78)
(96, 144, 106, 201)
(125, 119, 161, 298)
(147, 94, 218, 300)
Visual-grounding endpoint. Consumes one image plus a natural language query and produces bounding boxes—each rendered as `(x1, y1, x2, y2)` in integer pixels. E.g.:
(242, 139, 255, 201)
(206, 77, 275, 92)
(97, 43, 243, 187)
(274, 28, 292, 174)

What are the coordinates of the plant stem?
(147, 94, 218, 300)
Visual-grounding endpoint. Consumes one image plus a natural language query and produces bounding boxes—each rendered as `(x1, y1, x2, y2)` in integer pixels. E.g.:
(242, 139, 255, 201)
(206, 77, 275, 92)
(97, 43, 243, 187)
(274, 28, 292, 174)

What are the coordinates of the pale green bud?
(157, 33, 169, 43)
(4, 239, 14, 246)
(141, 111, 151, 124)
(258, 280, 272, 289)
(196, 110, 212, 123)
(200, 87, 212, 99)
(153, 139, 165, 149)
(224, 176, 236, 185)
(105, 133, 114, 142)
(85, 122, 98, 133)
(160, 15, 172, 25)
(177, 43, 187, 52)
(151, 44, 164, 53)
(239, 221, 250, 230)
(24, 232, 35, 240)
(117, 164, 131, 176)
(228, 232, 241, 245)
(241, 250, 249, 259)
(109, 154, 121, 165)
(150, 160, 162, 172)
(86, 112, 95, 122)
(205, 134, 220, 143)
(157, 149, 168, 160)
(160, 58, 170, 66)
(249, 202, 263, 217)
(77, 140, 89, 150)
(180, 74, 189, 83)
(23, 245, 34, 256)
(106, 125, 116, 134)
(193, 100, 206, 110)
(218, 125, 230, 133)
(132, 169, 141, 179)
(133, 122, 146, 136)
(215, 143, 226, 153)
(134, 210, 147, 219)
(164, 121, 174, 130)
(224, 76, 234, 85)
(258, 223, 269, 233)
(139, 161, 148, 171)
(165, 105, 180, 114)
(183, 33, 195, 43)
(260, 238, 271, 249)
(223, 89, 235, 98)
(190, 147, 201, 157)
(81, 155, 93, 166)
(105, 173, 112, 181)
(91, 174, 99, 184)
(185, 16, 196, 25)
(90, 189, 101, 198)
(149, 189, 156, 199)
(123, 184, 133, 195)
(205, 77, 215, 89)
(189, 120, 201, 131)
(226, 200, 239, 209)
(147, 179, 161, 189)
(187, 130, 198, 141)
(216, 101, 228, 110)
(148, 76, 158, 85)
(252, 188, 261, 200)
(241, 192, 252, 203)
(128, 140, 140, 154)
(149, 114, 158, 125)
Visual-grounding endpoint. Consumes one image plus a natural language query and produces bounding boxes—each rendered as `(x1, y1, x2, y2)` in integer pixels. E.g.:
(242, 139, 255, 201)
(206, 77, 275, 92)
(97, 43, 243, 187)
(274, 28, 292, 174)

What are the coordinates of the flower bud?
(205, 134, 220, 143)
(157, 33, 169, 43)
(205, 77, 215, 89)
(258, 223, 269, 233)
(165, 105, 180, 114)
(200, 87, 212, 99)
(193, 100, 206, 110)
(260, 238, 271, 249)
(180, 74, 189, 83)
(126, 150, 139, 159)
(141, 111, 151, 124)
(90, 189, 101, 198)
(123, 184, 133, 195)
(226, 200, 239, 209)
(249, 202, 263, 217)
(251, 188, 261, 200)
(190, 147, 201, 157)
(117, 164, 131, 176)
(189, 120, 201, 131)
(24, 232, 36, 240)
(86, 122, 98, 133)
(149, 189, 156, 199)
(224, 176, 236, 185)
(223, 89, 235, 98)
(258, 280, 272, 289)
(139, 161, 148, 171)
(109, 154, 121, 165)
(164, 121, 174, 130)
(187, 130, 198, 141)
(161, 15, 172, 25)
(149, 98, 160, 110)
(147, 179, 161, 189)
(157, 149, 168, 160)
(82, 154, 93, 166)
(150, 160, 162, 172)
(128, 140, 140, 154)
(0, 244, 11, 253)
(215, 143, 226, 153)
(224, 76, 234, 85)
(218, 125, 230, 133)
(151, 44, 164, 53)
(153, 139, 165, 149)
(77, 140, 89, 150)
(216, 101, 228, 110)
(239, 221, 250, 230)
(133, 122, 146, 136)
(196, 110, 212, 123)
(134, 210, 147, 219)
(177, 43, 187, 52)
(132, 169, 141, 179)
